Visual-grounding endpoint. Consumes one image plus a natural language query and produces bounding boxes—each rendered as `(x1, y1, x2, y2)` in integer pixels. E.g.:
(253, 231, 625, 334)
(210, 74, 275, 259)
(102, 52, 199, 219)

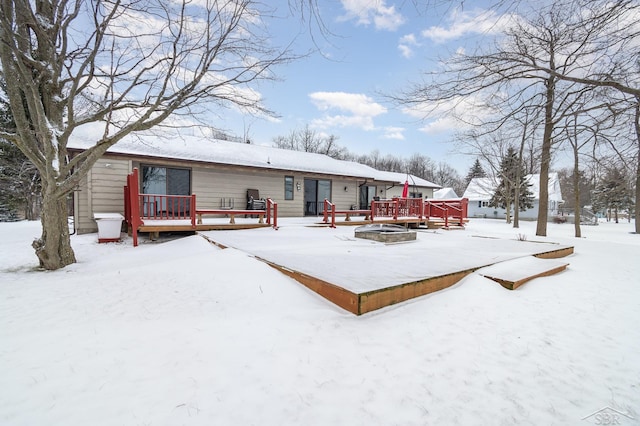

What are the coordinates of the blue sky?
(211, 0, 511, 175)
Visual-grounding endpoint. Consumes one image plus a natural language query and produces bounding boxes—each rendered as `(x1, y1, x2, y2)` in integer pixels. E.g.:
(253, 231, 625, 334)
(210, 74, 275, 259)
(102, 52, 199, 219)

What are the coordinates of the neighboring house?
(68, 134, 429, 234)
(463, 173, 563, 220)
(433, 187, 459, 199)
(372, 171, 441, 202)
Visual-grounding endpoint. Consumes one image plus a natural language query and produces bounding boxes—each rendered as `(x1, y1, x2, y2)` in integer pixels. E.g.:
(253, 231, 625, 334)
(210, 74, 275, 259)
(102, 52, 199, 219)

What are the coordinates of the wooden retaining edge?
(483, 263, 569, 290)
(197, 232, 229, 249)
(258, 258, 360, 314)
(358, 268, 478, 315)
(533, 246, 574, 259)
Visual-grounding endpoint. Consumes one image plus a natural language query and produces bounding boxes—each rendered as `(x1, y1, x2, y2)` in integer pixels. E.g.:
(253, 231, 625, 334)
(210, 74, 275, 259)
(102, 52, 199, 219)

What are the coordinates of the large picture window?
(142, 165, 191, 195)
(284, 176, 294, 200)
(141, 165, 191, 216)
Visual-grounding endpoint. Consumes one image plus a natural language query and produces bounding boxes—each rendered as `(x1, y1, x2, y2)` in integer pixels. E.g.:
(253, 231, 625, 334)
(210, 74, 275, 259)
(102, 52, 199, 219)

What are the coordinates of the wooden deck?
(478, 257, 570, 290)
(318, 217, 467, 229)
(133, 219, 272, 242)
(260, 247, 572, 314)
(198, 224, 574, 315)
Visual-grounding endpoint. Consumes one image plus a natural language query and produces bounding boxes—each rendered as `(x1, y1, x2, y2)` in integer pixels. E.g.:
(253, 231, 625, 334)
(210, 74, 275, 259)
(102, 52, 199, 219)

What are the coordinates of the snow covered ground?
(1, 218, 639, 425)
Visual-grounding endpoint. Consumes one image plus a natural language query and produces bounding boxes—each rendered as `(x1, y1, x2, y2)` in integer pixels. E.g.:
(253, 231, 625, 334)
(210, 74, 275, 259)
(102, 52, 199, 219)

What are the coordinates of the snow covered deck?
(200, 221, 573, 314)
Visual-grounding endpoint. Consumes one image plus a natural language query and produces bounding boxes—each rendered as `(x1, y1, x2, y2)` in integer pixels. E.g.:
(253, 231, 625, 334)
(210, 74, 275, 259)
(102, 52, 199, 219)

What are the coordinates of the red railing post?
(191, 194, 197, 228)
(129, 168, 141, 247)
(393, 199, 399, 220)
(444, 207, 449, 229)
(461, 198, 468, 221)
(265, 198, 278, 229)
(273, 202, 278, 229)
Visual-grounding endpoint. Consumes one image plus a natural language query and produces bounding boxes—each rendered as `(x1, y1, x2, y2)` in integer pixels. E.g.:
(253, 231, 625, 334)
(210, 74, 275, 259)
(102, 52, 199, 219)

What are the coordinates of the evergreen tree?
(0, 79, 41, 220)
(591, 168, 632, 223)
(557, 167, 593, 212)
(464, 158, 486, 189)
(490, 147, 534, 223)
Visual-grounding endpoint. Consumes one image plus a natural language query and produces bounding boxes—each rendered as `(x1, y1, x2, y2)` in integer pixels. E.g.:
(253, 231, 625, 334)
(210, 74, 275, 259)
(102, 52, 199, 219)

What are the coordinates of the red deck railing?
(124, 168, 277, 246)
(321, 197, 468, 228)
(424, 199, 468, 228)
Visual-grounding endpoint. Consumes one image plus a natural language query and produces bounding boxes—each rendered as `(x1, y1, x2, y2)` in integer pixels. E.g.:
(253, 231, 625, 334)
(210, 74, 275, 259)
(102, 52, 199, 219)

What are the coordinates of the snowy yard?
(1, 218, 639, 425)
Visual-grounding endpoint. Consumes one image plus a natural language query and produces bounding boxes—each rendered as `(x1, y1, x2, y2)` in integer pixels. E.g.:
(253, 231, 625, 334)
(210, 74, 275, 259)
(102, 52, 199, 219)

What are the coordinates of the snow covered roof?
(463, 177, 497, 199)
(370, 170, 441, 189)
(463, 173, 563, 201)
(433, 187, 459, 199)
(68, 132, 383, 180)
(528, 173, 564, 202)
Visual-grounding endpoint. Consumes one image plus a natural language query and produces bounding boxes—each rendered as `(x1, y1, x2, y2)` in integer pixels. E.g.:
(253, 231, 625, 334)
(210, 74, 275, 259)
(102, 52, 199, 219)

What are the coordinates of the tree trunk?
(635, 97, 640, 234)
(573, 140, 582, 238)
(536, 75, 555, 237)
(32, 192, 76, 270)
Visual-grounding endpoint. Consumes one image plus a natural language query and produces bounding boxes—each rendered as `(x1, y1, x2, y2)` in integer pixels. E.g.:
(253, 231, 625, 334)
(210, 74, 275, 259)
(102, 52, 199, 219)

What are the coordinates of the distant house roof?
(433, 187, 459, 199)
(68, 132, 382, 180)
(463, 177, 497, 200)
(463, 173, 563, 202)
(372, 171, 441, 189)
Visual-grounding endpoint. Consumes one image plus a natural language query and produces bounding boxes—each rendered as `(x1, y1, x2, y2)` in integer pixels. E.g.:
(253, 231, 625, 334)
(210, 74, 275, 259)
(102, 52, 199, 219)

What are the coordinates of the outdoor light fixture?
(296, 182, 301, 191)
(344, 186, 348, 192)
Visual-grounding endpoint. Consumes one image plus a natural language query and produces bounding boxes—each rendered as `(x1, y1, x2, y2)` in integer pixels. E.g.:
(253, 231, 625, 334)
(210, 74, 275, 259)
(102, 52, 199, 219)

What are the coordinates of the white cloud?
(398, 33, 419, 58)
(382, 126, 405, 140)
(418, 116, 460, 135)
(402, 95, 494, 135)
(310, 92, 386, 117)
(308, 91, 387, 132)
(421, 8, 518, 44)
(311, 115, 376, 131)
(338, 0, 405, 31)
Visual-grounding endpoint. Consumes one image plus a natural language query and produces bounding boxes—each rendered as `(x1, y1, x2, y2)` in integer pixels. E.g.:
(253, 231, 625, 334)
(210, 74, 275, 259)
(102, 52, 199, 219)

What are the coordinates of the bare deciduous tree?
(272, 125, 347, 159)
(393, 0, 638, 236)
(0, 0, 295, 269)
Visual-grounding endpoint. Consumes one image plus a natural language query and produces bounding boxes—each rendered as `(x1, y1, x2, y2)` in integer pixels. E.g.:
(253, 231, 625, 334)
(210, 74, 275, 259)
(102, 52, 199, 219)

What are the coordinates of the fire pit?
(354, 223, 417, 243)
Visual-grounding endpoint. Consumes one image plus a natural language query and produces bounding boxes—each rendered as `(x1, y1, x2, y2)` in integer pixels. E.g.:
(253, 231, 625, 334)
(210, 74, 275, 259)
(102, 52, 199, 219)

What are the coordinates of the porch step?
(477, 256, 569, 290)
(426, 218, 467, 229)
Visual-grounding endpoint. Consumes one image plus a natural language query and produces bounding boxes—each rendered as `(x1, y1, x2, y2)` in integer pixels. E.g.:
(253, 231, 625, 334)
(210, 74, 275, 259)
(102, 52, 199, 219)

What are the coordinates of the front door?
(304, 178, 331, 215)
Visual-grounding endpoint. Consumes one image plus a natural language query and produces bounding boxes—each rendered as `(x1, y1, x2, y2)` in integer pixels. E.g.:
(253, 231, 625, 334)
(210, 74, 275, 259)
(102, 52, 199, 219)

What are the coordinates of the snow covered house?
(463, 173, 563, 220)
(67, 133, 436, 234)
(373, 171, 441, 202)
(433, 187, 459, 199)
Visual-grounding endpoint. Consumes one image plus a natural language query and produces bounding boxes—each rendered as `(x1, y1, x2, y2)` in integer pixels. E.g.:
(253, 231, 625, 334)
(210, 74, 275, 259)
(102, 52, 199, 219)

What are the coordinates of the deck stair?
(477, 256, 569, 290)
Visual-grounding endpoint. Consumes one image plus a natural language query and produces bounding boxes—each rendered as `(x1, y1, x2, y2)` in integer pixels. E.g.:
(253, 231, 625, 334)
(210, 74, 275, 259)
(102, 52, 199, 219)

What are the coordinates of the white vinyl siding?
(75, 157, 130, 234)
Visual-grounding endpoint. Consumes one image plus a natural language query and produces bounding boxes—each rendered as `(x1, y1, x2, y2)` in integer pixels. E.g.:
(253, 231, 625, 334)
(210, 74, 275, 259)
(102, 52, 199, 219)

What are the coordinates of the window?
(141, 165, 191, 216)
(284, 176, 294, 200)
(141, 165, 191, 195)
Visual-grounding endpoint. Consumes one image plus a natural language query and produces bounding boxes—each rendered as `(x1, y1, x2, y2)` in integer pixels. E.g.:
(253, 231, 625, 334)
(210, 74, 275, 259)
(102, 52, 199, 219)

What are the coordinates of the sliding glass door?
(304, 178, 331, 215)
(141, 165, 191, 216)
